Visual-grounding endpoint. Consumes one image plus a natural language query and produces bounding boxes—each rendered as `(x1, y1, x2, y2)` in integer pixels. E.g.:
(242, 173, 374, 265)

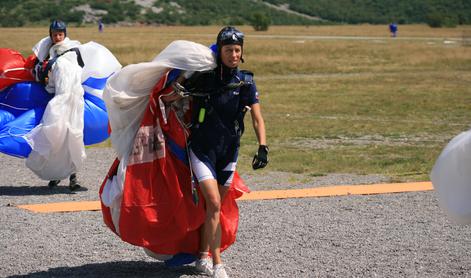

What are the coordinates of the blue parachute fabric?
(84, 91, 106, 110)
(164, 69, 181, 87)
(0, 82, 52, 117)
(166, 137, 188, 166)
(82, 75, 110, 91)
(83, 92, 108, 145)
(0, 82, 50, 157)
(0, 110, 15, 128)
(0, 83, 111, 156)
(0, 42, 121, 158)
(209, 43, 218, 55)
(0, 107, 46, 158)
(164, 253, 197, 267)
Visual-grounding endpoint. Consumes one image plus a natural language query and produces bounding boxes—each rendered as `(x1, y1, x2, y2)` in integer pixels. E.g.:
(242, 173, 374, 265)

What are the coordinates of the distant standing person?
(98, 19, 104, 33)
(389, 22, 398, 37)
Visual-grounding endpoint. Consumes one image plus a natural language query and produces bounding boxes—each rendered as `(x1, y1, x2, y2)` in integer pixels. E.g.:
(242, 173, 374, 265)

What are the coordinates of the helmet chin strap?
(218, 63, 239, 83)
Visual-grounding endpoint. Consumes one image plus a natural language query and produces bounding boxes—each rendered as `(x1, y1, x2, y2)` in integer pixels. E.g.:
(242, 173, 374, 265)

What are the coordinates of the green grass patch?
(3, 25, 471, 182)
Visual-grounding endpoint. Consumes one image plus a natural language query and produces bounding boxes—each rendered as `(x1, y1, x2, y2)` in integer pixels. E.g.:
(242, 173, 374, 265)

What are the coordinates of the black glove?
(252, 145, 269, 170)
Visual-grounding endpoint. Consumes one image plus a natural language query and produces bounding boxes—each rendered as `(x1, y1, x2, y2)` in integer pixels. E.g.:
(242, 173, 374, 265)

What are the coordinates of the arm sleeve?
(247, 82, 260, 106)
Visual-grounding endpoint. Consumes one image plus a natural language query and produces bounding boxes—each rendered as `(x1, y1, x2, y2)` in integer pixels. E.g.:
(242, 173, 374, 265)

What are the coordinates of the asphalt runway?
(1, 148, 471, 277)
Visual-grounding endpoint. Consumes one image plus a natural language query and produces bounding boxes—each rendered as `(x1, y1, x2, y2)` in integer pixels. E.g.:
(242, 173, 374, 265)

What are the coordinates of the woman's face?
(51, 31, 65, 44)
(220, 44, 242, 68)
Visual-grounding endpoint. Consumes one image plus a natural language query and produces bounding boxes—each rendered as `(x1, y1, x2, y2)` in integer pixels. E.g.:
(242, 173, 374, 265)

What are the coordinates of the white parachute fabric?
(103, 40, 215, 159)
(101, 154, 127, 234)
(78, 41, 122, 99)
(24, 50, 85, 180)
(431, 129, 471, 224)
(33, 38, 121, 98)
(32, 37, 81, 63)
(32, 36, 53, 62)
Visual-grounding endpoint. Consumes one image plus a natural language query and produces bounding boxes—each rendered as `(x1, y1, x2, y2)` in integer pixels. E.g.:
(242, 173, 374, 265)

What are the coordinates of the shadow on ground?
(0, 185, 87, 196)
(7, 260, 198, 278)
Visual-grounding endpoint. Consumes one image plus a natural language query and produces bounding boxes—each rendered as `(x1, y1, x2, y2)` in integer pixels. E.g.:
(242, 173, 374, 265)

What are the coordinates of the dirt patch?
(278, 134, 450, 150)
(241, 171, 390, 191)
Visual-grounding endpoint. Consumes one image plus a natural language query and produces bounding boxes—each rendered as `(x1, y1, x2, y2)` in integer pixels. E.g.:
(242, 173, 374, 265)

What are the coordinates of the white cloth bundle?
(25, 40, 85, 180)
(103, 40, 216, 159)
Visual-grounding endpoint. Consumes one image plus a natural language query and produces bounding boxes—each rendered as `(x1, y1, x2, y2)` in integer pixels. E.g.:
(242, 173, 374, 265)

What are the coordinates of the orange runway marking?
(17, 182, 433, 213)
(238, 181, 433, 200)
(17, 201, 101, 213)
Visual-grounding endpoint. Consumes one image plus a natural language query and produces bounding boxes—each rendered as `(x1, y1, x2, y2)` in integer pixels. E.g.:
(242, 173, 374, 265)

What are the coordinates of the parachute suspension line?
(0, 68, 32, 81)
(157, 85, 176, 125)
(185, 138, 199, 205)
(0, 102, 29, 111)
(171, 104, 199, 205)
(0, 126, 33, 138)
(157, 81, 198, 204)
(149, 98, 155, 117)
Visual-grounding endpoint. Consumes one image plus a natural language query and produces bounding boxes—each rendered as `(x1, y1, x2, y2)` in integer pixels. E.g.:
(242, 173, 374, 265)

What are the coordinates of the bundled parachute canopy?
(431, 129, 471, 224)
(100, 40, 249, 265)
(0, 48, 35, 91)
(100, 68, 249, 265)
(0, 41, 122, 158)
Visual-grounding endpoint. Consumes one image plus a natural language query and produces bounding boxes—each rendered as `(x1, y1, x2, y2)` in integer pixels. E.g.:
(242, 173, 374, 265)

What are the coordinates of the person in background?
(389, 22, 398, 37)
(98, 19, 104, 33)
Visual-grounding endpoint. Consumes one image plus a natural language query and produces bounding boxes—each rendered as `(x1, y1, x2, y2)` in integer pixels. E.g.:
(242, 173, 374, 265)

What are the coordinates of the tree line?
(265, 0, 471, 27)
(0, 0, 469, 28)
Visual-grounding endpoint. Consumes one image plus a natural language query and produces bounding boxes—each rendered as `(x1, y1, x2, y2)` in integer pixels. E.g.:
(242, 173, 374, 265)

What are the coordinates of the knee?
(205, 195, 221, 215)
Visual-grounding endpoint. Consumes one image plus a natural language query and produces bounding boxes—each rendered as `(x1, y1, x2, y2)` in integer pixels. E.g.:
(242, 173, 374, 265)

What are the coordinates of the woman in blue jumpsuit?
(188, 26, 269, 278)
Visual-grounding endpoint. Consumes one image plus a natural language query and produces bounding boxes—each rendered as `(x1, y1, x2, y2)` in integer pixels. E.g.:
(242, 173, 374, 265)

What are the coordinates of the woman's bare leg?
(198, 179, 229, 265)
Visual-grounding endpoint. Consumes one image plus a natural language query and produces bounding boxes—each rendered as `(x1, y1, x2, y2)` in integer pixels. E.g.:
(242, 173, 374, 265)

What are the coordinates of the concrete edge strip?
(238, 181, 433, 200)
(16, 181, 433, 213)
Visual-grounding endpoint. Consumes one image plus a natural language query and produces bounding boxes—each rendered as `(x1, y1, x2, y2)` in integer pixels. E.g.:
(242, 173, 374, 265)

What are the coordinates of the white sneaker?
(213, 264, 229, 278)
(195, 257, 213, 276)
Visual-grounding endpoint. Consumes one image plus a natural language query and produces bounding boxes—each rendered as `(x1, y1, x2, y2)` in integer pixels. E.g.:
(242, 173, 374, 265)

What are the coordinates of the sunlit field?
(2, 25, 471, 181)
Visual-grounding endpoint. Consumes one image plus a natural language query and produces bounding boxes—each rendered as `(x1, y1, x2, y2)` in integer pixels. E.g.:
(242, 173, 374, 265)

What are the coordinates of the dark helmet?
(216, 26, 244, 49)
(49, 20, 67, 38)
(216, 26, 245, 63)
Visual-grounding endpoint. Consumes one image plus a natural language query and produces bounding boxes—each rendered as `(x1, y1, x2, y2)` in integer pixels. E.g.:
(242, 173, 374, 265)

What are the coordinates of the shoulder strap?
(61, 48, 84, 68)
(239, 70, 254, 86)
(38, 47, 85, 84)
(47, 48, 84, 72)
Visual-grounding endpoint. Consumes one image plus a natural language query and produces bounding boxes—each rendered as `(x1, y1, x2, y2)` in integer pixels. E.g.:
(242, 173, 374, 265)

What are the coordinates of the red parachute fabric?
(99, 71, 249, 256)
(0, 49, 35, 91)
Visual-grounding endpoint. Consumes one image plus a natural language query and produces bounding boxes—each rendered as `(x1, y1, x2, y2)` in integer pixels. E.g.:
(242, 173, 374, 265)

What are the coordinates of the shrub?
(251, 12, 270, 31)
(426, 12, 458, 28)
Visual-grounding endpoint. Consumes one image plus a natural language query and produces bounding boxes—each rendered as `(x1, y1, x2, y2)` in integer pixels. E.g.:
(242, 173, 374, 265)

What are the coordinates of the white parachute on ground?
(431, 129, 471, 224)
(24, 40, 121, 180)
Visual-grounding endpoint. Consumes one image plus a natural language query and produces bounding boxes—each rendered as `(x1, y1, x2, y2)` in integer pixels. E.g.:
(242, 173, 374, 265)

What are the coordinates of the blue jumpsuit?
(189, 69, 259, 186)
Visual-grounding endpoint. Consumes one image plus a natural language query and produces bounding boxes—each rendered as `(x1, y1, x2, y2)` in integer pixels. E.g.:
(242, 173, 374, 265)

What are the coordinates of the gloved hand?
(252, 145, 269, 170)
(172, 82, 190, 97)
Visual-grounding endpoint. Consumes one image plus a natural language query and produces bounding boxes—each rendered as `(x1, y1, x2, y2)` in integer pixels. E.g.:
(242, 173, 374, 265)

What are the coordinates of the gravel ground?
(1, 148, 470, 277)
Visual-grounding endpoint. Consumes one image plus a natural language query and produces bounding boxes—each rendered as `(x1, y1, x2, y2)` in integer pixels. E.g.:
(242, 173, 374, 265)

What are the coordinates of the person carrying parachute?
(26, 19, 85, 190)
(100, 26, 268, 278)
(0, 19, 121, 191)
(166, 26, 268, 277)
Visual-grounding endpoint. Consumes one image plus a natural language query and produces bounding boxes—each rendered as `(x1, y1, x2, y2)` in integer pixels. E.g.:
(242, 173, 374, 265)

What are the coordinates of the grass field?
(2, 25, 471, 182)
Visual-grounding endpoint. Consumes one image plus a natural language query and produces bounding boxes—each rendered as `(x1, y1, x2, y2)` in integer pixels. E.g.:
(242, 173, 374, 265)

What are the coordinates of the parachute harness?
(38, 48, 84, 85)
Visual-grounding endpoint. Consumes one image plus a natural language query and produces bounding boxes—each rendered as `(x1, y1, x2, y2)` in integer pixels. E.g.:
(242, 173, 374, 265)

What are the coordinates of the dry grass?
(2, 25, 471, 181)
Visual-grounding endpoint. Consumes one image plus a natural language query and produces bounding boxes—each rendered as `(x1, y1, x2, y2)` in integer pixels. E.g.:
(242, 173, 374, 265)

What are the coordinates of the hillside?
(0, 0, 318, 27)
(0, 0, 469, 27)
(264, 0, 471, 25)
